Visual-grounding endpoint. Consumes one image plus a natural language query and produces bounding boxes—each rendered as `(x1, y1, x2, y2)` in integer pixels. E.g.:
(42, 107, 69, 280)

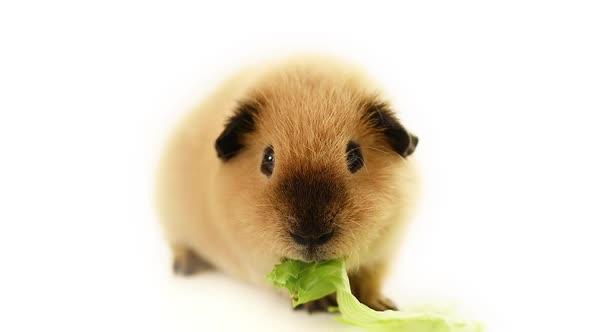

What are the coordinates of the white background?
(1, 1, 589, 331)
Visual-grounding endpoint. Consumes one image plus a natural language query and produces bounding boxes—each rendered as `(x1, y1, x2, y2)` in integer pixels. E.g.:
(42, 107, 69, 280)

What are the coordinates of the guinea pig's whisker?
(346, 219, 363, 228)
(365, 146, 407, 165)
(345, 246, 361, 273)
(362, 160, 371, 175)
(338, 223, 359, 246)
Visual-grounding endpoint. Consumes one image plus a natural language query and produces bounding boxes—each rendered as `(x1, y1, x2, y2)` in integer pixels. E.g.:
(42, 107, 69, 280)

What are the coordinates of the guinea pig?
(156, 56, 420, 312)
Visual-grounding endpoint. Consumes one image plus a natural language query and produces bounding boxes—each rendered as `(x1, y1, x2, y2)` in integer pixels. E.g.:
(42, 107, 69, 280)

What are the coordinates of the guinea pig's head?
(214, 63, 418, 264)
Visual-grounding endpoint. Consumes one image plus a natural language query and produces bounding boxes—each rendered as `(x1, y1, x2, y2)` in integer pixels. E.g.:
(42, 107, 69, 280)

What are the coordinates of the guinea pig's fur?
(156, 56, 420, 311)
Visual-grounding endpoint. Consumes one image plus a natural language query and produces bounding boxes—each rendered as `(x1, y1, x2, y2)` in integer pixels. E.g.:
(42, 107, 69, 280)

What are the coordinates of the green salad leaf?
(267, 258, 484, 332)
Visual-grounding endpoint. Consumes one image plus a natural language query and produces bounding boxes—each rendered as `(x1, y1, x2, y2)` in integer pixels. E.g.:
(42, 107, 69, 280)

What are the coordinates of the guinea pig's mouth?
(287, 252, 320, 263)
(301, 248, 327, 262)
(287, 244, 337, 263)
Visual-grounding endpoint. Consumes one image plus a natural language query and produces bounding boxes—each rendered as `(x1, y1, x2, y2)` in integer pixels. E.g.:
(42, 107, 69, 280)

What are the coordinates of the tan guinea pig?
(156, 56, 420, 312)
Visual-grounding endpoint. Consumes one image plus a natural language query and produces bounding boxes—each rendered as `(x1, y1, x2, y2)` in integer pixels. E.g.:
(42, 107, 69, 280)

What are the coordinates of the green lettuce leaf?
(266, 258, 348, 306)
(267, 258, 484, 332)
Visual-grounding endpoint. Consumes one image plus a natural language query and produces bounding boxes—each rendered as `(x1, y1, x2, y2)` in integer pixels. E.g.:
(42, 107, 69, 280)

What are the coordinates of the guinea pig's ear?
(364, 101, 419, 157)
(215, 102, 259, 161)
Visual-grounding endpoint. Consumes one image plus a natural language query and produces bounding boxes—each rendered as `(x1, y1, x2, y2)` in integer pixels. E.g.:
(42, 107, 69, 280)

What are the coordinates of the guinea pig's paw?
(293, 294, 338, 314)
(171, 246, 213, 276)
(358, 293, 398, 311)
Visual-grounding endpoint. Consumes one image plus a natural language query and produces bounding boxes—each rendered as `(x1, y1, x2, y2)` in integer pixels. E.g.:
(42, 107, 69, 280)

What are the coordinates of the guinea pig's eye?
(346, 141, 364, 173)
(261, 146, 275, 176)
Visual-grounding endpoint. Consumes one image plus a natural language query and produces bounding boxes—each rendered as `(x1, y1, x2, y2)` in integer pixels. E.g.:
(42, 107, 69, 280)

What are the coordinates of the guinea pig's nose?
(290, 230, 334, 246)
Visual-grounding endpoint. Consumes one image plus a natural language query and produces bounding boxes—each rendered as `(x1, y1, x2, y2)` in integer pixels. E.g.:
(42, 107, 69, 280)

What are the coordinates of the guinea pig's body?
(156, 56, 419, 311)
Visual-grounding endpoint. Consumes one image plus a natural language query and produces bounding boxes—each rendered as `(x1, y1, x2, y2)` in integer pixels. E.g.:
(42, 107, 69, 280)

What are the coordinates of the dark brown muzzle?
(278, 167, 345, 247)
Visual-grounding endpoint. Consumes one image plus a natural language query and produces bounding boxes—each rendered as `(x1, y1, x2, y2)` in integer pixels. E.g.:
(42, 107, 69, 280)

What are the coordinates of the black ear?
(364, 102, 419, 157)
(215, 102, 259, 161)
